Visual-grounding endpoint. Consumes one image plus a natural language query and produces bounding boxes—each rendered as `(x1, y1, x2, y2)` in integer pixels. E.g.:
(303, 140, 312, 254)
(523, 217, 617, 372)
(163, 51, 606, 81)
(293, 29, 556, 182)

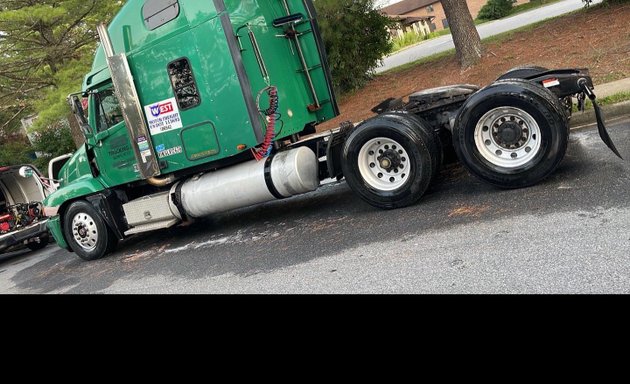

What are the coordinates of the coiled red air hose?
(252, 86, 278, 161)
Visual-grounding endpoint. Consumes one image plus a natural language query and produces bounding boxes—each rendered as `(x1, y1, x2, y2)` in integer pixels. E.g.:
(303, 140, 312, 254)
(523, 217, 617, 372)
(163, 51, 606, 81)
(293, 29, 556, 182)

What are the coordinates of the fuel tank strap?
(264, 156, 286, 200)
(171, 182, 189, 222)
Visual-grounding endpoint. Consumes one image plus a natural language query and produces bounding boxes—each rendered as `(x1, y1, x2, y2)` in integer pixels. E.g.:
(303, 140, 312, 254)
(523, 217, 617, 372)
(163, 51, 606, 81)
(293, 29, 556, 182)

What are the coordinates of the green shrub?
(315, 0, 395, 94)
(30, 122, 76, 171)
(478, 0, 515, 20)
(392, 31, 425, 52)
(0, 139, 34, 167)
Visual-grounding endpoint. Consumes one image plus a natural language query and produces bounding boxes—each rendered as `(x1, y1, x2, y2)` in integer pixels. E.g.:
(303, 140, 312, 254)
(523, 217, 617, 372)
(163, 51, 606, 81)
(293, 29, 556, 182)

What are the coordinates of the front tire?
(453, 78, 568, 189)
(341, 113, 437, 209)
(63, 201, 117, 261)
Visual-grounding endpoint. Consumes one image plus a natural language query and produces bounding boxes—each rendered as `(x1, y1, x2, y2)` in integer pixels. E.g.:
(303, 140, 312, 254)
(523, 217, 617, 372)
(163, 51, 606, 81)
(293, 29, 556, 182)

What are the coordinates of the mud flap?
(592, 99, 623, 159)
(580, 80, 623, 159)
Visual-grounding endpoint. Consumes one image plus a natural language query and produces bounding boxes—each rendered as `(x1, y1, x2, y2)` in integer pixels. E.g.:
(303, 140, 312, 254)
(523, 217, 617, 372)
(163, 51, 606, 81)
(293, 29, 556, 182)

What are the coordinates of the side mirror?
(68, 94, 93, 137)
(18, 166, 34, 179)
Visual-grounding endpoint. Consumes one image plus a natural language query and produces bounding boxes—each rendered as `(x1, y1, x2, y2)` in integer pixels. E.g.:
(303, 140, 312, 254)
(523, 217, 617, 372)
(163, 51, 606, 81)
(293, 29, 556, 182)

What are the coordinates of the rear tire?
(341, 113, 437, 209)
(378, 112, 443, 182)
(63, 201, 118, 261)
(453, 78, 568, 189)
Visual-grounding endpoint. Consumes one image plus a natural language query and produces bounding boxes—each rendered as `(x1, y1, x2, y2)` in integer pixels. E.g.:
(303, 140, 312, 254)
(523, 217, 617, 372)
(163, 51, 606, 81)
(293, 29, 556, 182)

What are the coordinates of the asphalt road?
(1, 116, 628, 294)
(376, 0, 602, 73)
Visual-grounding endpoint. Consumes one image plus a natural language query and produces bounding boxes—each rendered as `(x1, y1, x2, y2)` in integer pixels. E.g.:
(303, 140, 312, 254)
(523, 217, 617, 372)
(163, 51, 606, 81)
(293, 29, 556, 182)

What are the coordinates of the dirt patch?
(448, 204, 491, 218)
(319, 4, 630, 130)
(122, 244, 169, 263)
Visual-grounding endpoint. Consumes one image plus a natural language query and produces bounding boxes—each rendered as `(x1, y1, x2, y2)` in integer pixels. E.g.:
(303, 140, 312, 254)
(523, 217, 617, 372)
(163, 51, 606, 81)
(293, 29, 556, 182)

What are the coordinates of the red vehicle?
(0, 165, 51, 253)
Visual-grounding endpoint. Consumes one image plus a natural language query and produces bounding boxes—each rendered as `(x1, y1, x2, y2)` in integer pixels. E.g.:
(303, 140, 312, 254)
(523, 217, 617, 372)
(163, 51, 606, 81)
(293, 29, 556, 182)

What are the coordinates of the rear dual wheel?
(453, 78, 569, 188)
(341, 112, 441, 209)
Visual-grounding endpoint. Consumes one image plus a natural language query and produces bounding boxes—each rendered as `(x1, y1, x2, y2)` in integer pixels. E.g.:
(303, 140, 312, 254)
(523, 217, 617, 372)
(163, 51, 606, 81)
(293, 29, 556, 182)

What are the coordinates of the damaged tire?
(453, 78, 569, 189)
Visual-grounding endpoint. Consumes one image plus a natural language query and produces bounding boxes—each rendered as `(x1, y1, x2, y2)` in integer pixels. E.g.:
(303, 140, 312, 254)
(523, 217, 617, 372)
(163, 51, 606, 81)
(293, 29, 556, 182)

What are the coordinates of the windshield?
(94, 88, 124, 132)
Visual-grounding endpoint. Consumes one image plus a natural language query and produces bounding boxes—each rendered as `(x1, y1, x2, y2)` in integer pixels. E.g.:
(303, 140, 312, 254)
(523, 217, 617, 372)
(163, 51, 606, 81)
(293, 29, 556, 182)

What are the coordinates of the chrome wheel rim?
(71, 213, 99, 252)
(474, 106, 542, 169)
(358, 137, 411, 191)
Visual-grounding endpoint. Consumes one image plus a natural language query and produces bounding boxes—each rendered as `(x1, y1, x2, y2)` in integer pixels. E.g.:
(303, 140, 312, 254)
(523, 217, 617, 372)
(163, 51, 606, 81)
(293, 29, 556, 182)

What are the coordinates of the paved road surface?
(0, 117, 628, 294)
(376, 0, 602, 73)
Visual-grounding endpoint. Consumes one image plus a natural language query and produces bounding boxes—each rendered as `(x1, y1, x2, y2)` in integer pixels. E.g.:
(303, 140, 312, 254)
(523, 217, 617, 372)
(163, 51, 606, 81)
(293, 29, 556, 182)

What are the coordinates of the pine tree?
(0, 0, 123, 146)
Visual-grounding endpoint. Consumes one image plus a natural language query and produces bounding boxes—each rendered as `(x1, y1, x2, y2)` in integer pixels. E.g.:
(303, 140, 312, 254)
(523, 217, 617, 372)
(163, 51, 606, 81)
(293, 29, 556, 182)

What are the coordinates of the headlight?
(42, 205, 59, 217)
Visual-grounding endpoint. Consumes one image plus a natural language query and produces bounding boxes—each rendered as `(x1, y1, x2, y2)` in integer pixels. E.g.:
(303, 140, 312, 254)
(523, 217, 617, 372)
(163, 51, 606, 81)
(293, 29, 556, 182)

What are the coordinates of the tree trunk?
(441, 0, 483, 69)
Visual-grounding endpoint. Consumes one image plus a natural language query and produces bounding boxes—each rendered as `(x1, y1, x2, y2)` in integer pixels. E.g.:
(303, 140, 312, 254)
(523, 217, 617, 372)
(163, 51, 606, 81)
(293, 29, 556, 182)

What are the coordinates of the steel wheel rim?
(474, 106, 542, 169)
(358, 137, 411, 191)
(71, 213, 99, 252)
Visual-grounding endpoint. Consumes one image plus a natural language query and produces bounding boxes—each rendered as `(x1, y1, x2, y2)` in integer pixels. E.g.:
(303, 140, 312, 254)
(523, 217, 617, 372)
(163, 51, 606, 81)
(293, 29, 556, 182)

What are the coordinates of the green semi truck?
(42, 0, 620, 261)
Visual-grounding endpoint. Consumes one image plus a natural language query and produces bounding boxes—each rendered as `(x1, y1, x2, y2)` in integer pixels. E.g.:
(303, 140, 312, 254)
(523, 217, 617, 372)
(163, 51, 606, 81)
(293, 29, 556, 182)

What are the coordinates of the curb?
(569, 101, 630, 129)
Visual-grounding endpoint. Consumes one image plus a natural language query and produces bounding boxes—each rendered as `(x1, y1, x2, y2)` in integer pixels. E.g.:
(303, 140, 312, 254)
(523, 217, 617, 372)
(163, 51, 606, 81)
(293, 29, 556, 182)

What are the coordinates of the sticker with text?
(542, 78, 560, 88)
(144, 97, 183, 135)
(137, 135, 149, 151)
(158, 146, 183, 158)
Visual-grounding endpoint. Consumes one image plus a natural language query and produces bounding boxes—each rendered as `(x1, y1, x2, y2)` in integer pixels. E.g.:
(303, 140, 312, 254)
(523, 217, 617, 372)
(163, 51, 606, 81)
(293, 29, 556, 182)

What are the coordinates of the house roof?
(381, 0, 440, 15)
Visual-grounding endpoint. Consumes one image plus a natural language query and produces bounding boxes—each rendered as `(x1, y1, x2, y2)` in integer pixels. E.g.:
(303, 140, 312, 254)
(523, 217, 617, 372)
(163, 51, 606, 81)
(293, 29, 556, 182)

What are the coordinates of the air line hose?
(252, 86, 279, 161)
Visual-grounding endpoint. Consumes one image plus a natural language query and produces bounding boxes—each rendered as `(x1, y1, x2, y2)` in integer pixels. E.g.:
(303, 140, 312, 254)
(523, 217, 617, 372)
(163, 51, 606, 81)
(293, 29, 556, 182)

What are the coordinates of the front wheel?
(453, 78, 568, 189)
(63, 201, 118, 261)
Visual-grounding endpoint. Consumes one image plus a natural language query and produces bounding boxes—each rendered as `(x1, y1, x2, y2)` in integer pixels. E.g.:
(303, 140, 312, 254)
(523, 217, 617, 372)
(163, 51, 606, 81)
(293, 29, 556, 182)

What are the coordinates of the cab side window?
(94, 89, 124, 132)
(168, 58, 201, 110)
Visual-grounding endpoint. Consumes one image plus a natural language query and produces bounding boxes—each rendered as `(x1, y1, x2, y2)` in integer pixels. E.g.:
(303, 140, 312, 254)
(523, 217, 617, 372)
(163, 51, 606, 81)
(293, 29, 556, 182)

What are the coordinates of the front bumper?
(0, 219, 49, 253)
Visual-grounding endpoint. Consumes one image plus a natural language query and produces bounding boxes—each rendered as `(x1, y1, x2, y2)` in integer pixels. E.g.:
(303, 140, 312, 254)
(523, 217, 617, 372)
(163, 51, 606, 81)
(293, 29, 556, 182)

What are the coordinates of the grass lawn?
(320, 3, 630, 130)
(574, 91, 630, 112)
(509, 0, 564, 17)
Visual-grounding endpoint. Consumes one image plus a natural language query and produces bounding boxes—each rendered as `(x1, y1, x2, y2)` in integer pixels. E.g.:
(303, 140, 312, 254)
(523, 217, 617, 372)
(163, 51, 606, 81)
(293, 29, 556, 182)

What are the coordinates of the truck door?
(91, 84, 140, 187)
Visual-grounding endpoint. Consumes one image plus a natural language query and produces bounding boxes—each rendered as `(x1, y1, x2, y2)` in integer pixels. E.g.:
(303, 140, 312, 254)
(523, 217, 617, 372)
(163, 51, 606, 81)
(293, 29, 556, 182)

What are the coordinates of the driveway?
(1, 116, 628, 294)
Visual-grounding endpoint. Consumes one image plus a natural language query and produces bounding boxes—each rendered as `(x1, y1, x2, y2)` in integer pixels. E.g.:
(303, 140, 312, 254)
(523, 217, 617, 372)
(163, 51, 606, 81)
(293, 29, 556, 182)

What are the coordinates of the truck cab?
(43, 0, 339, 260)
(74, 0, 337, 187)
